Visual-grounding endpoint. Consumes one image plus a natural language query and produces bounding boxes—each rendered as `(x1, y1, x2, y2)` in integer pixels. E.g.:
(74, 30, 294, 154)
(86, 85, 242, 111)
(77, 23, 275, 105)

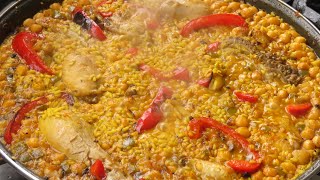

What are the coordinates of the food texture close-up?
(0, 0, 320, 179)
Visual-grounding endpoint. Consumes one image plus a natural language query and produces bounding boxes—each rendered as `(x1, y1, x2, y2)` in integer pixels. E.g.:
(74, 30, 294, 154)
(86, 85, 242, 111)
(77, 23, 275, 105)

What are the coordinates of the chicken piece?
(189, 159, 233, 180)
(62, 53, 100, 96)
(158, 0, 209, 20)
(39, 110, 107, 162)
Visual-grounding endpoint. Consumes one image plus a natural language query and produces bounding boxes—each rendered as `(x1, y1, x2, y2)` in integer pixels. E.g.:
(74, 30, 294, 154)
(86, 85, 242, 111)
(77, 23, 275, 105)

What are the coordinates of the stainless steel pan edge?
(0, 0, 319, 180)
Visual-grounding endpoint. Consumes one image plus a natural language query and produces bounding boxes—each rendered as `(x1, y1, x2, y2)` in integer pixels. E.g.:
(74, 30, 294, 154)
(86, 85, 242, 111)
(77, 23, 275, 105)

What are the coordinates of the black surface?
(307, 0, 320, 13)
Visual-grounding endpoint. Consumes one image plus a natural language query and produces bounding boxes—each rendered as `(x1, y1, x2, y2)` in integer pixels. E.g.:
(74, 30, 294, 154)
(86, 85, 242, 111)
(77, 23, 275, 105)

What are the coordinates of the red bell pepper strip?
(4, 96, 48, 144)
(127, 47, 139, 56)
(98, 11, 113, 18)
(234, 91, 258, 103)
(172, 67, 190, 82)
(138, 64, 168, 81)
(152, 86, 173, 105)
(197, 73, 213, 88)
(136, 105, 163, 133)
(136, 86, 172, 133)
(207, 41, 221, 52)
(181, 14, 247, 37)
(189, 117, 261, 173)
(227, 160, 261, 174)
(12, 32, 54, 75)
(285, 103, 312, 117)
(90, 159, 106, 180)
(73, 8, 106, 41)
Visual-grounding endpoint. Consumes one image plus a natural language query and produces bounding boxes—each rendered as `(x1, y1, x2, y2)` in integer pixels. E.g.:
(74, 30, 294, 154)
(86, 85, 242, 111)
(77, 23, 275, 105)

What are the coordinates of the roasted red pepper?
(207, 41, 221, 52)
(197, 73, 213, 88)
(136, 87, 173, 133)
(285, 103, 312, 117)
(234, 91, 258, 103)
(4, 96, 48, 144)
(172, 67, 190, 82)
(98, 11, 113, 18)
(12, 32, 54, 75)
(73, 8, 106, 41)
(90, 159, 106, 180)
(152, 86, 173, 105)
(189, 117, 261, 173)
(138, 64, 168, 81)
(181, 14, 247, 37)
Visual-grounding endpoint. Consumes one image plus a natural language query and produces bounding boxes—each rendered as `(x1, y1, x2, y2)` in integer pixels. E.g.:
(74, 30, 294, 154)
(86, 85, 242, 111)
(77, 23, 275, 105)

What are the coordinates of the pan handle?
(293, 0, 320, 30)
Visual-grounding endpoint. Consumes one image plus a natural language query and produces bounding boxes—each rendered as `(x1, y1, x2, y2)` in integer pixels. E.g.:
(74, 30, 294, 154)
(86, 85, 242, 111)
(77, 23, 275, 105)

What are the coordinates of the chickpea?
(30, 24, 43, 33)
(278, 33, 292, 44)
(308, 52, 317, 60)
(294, 36, 306, 43)
(297, 62, 310, 70)
(278, 89, 288, 98)
(280, 162, 296, 173)
(2, 100, 15, 108)
(303, 140, 315, 150)
(42, 43, 54, 55)
(33, 40, 43, 51)
(268, 17, 281, 26)
(263, 167, 277, 177)
(23, 18, 35, 27)
(255, 87, 267, 95)
(301, 128, 315, 140)
(291, 50, 307, 59)
(240, 6, 258, 18)
(70, 163, 87, 175)
(252, 71, 262, 80)
(236, 127, 251, 138)
(217, 150, 231, 161)
(33, 12, 44, 19)
(26, 138, 39, 148)
(0, 71, 6, 81)
(308, 109, 320, 120)
(50, 3, 61, 10)
(309, 67, 319, 78)
(43, 9, 53, 17)
(290, 42, 303, 51)
(292, 150, 310, 165)
(78, 0, 90, 6)
(15, 65, 28, 76)
(256, 11, 267, 17)
(312, 136, 320, 147)
(267, 30, 278, 39)
(280, 23, 290, 30)
(235, 115, 249, 127)
(227, 2, 241, 12)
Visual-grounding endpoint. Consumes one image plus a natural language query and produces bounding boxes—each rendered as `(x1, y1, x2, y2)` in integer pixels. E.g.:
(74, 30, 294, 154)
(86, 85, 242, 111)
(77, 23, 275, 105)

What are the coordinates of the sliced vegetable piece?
(207, 41, 221, 52)
(197, 73, 213, 88)
(138, 64, 168, 81)
(234, 91, 258, 103)
(152, 86, 173, 105)
(181, 14, 247, 37)
(172, 67, 190, 82)
(12, 32, 54, 75)
(136, 86, 172, 133)
(90, 159, 107, 180)
(188, 117, 260, 173)
(136, 105, 163, 133)
(73, 8, 106, 41)
(227, 160, 261, 174)
(285, 103, 312, 117)
(98, 11, 113, 18)
(4, 96, 48, 144)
